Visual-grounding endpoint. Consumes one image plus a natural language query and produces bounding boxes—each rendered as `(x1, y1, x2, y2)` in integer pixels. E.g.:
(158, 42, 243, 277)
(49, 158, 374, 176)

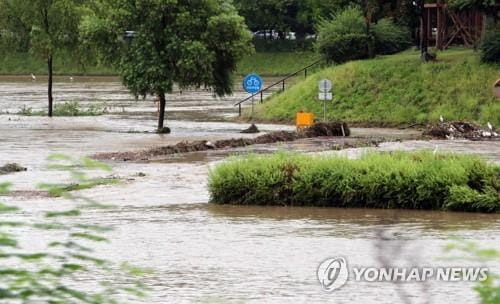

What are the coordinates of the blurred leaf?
(45, 209, 81, 218)
(70, 233, 108, 242)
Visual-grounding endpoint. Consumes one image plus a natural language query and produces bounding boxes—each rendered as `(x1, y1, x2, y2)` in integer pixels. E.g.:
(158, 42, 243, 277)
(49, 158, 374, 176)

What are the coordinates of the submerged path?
(0, 78, 499, 303)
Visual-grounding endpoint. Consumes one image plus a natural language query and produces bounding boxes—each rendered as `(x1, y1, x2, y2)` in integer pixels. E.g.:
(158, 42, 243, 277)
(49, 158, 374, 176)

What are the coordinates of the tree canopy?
(0, 0, 83, 116)
(234, 0, 416, 39)
(81, 0, 252, 131)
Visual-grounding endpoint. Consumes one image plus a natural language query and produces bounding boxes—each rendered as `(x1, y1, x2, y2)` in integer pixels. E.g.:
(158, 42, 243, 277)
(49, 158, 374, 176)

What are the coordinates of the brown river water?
(0, 76, 499, 303)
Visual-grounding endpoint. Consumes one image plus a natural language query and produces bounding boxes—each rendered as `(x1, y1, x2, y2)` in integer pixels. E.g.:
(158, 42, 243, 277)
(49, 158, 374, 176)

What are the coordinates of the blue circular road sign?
(243, 74, 263, 94)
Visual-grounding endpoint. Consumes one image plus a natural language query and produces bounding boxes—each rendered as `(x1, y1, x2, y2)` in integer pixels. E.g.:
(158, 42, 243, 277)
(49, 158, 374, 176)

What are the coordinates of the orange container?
(296, 112, 314, 129)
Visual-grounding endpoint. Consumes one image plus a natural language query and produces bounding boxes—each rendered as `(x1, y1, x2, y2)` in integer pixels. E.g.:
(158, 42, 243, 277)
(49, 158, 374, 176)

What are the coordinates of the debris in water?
(157, 127, 171, 134)
(424, 121, 499, 140)
(240, 124, 260, 134)
(0, 163, 27, 175)
(94, 123, 352, 161)
(301, 122, 350, 137)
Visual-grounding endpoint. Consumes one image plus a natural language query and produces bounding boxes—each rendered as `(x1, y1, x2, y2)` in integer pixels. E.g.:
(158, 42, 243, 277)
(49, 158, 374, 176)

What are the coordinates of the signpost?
(318, 79, 333, 122)
(243, 74, 263, 121)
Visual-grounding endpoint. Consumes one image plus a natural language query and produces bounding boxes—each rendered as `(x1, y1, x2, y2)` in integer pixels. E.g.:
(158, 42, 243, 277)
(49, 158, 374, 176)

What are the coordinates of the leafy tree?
(480, 25, 500, 62)
(0, 3, 31, 52)
(0, 0, 83, 117)
(234, 0, 350, 38)
(447, 0, 497, 11)
(234, 0, 413, 41)
(316, 6, 412, 63)
(316, 6, 370, 63)
(81, 0, 252, 132)
(372, 18, 413, 55)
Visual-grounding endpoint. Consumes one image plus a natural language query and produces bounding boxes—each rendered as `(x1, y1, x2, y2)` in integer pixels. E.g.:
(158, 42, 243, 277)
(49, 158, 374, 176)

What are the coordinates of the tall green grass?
(208, 151, 500, 213)
(251, 49, 500, 126)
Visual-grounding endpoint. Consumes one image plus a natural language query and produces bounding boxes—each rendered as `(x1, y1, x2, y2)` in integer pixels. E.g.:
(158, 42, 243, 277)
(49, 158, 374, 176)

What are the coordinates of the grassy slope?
(236, 52, 319, 76)
(251, 49, 500, 126)
(0, 51, 318, 77)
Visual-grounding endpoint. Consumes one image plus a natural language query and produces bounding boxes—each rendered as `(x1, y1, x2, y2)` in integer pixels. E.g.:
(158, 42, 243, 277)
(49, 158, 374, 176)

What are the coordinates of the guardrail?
(235, 59, 324, 116)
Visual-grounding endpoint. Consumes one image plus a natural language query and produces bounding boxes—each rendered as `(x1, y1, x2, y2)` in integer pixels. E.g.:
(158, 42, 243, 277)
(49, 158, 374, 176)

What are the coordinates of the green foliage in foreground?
(0, 154, 147, 302)
(208, 151, 500, 212)
(445, 239, 500, 304)
(251, 49, 500, 126)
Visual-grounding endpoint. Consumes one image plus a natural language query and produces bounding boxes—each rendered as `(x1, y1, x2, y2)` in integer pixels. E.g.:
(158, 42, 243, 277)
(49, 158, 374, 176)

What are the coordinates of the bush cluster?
(208, 151, 500, 213)
(315, 6, 412, 63)
(480, 25, 500, 63)
(372, 18, 413, 55)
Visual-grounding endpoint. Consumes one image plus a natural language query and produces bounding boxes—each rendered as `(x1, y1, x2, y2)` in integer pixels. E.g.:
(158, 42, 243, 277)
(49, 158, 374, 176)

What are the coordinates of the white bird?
(30, 73, 36, 81)
(487, 122, 493, 131)
(205, 141, 216, 149)
(69, 76, 74, 82)
(439, 115, 444, 123)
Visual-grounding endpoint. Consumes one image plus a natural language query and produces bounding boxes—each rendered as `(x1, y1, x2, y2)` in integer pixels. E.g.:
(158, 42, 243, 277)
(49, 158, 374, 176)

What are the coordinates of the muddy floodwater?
(0, 77, 499, 303)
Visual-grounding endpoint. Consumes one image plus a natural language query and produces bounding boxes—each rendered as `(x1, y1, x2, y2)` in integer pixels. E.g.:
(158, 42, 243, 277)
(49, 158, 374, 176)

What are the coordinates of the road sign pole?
(323, 99, 326, 122)
(318, 79, 333, 123)
(251, 94, 254, 123)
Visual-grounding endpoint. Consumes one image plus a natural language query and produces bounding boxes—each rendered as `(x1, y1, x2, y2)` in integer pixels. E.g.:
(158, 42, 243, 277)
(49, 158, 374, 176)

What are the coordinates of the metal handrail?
(234, 58, 324, 114)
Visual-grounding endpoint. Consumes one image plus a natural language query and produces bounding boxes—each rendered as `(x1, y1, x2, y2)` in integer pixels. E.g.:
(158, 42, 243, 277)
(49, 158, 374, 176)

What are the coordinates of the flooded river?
(0, 77, 499, 303)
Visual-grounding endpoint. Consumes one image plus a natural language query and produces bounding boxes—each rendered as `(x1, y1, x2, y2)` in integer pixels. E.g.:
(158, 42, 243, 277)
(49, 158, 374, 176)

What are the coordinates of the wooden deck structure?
(422, 1, 500, 50)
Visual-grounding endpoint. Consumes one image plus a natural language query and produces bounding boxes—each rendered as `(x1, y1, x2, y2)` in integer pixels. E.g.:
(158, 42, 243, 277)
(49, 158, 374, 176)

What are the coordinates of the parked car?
(253, 30, 279, 40)
(253, 30, 297, 40)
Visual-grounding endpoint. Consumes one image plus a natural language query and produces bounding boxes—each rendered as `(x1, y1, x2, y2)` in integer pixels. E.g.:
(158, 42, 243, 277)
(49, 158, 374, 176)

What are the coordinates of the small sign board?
(243, 74, 263, 94)
(318, 79, 332, 93)
(319, 92, 333, 101)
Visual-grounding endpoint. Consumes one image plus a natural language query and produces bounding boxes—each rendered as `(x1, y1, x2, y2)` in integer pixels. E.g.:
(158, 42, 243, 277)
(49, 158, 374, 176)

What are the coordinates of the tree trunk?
(366, 20, 375, 58)
(363, 1, 375, 59)
(157, 92, 166, 130)
(48, 54, 53, 117)
(420, 1, 430, 62)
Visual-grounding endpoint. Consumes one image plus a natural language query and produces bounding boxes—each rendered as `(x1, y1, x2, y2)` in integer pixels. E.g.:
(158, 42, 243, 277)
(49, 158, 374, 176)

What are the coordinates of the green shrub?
(315, 6, 369, 63)
(18, 101, 107, 116)
(480, 25, 500, 63)
(372, 18, 412, 55)
(208, 151, 500, 212)
(316, 7, 412, 63)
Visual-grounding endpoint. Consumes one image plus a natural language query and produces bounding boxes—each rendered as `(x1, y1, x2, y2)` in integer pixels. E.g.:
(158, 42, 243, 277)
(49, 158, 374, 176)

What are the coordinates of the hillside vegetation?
(251, 49, 500, 126)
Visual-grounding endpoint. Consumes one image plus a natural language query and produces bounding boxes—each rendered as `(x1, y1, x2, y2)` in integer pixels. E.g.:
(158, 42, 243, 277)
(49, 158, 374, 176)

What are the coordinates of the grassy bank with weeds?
(250, 49, 500, 126)
(208, 151, 500, 213)
(0, 51, 318, 77)
(0, 52, 115, 76)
